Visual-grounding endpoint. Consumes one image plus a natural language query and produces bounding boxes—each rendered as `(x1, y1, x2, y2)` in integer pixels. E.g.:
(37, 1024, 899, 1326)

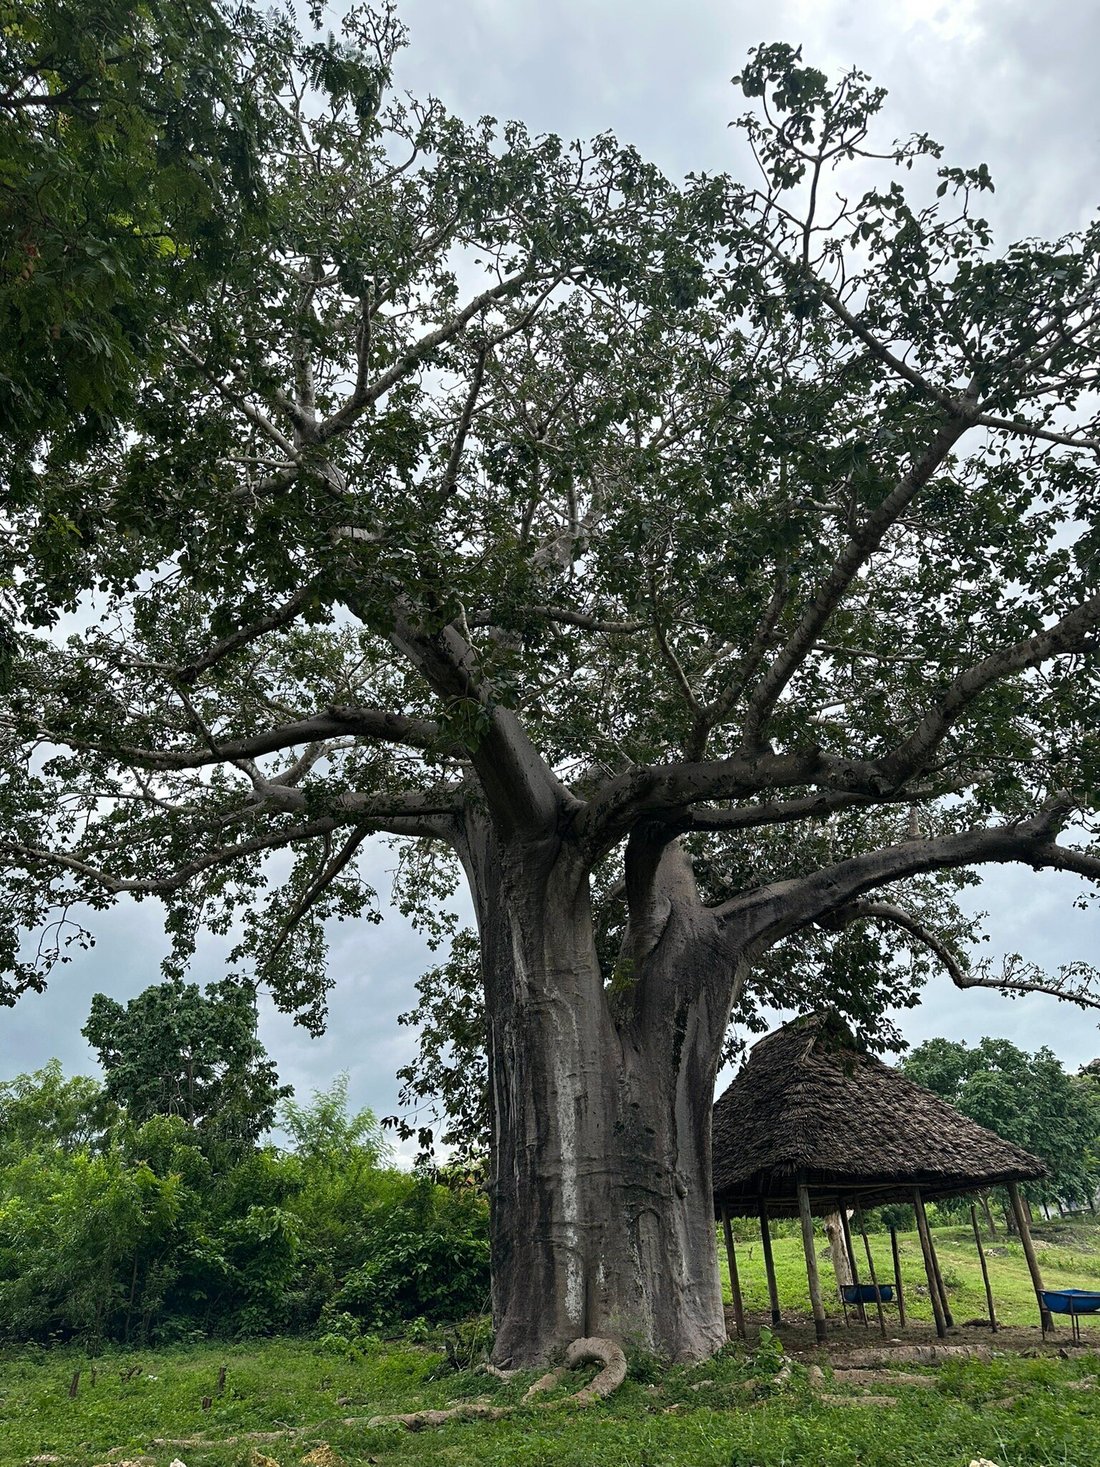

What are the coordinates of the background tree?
(0, 1058, 112, 1162)
(902, 1037, 1100, 1212)
(83, 978, 291, 1160)
(3, 13, 1100, 1364)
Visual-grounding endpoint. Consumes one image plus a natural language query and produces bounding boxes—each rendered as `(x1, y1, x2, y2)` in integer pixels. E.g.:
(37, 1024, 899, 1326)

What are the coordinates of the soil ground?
(726, 1304, 1080, 1358)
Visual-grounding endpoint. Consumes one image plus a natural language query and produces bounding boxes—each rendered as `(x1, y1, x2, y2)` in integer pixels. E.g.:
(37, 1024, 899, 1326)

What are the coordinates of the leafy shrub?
(0, 1066, 490, 1345)
(333, 1179, 490, 1327)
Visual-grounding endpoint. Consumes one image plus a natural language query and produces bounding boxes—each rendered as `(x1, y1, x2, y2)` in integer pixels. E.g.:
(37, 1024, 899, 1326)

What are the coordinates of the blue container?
(842, 1284, 894, 1305)
(1041, 1288, 1100, 1315)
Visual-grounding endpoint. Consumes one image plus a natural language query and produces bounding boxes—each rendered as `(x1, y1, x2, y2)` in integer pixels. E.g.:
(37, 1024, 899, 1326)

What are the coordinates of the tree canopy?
(0, 0, 263, 465)
(4, 4, 1100, 1361)
(902, 1036, 1100, 1209)
(83, 977, 291, 1158)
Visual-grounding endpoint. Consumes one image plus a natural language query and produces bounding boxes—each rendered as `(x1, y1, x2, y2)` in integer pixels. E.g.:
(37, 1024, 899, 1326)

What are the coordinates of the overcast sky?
(4, 0, 1099, 1149)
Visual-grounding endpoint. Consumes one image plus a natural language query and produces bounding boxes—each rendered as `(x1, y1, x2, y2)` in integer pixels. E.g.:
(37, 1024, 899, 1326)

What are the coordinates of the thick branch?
(723, 798, 1100, 945)
(877, 591, 1100, 784)
(2, 793, 459, 897)
(578, 746, 876, 855)
(681, 786, 935, 834)
(33, 706, 454, 771)
(828, 898, 1100, 1010)
(622, 825, 702, 968)
(387, 608, 573, 840)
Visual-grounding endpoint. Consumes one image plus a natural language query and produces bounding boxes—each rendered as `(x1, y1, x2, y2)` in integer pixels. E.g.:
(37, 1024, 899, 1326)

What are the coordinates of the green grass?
(721, 1215, 1100, 1331)
(3, 1222, 1100, 1467)
(1, 1333, 1098, 1467)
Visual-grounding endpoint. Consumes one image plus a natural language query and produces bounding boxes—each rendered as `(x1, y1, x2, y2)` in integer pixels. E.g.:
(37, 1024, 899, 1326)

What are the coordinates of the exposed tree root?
(368, 1337, 628, 1431)
(365, 1403, 512, 1431)
(831, 1344, 993, 1368)
(482, 1361, 518, 1381)
(564, 1337, 629, 1402)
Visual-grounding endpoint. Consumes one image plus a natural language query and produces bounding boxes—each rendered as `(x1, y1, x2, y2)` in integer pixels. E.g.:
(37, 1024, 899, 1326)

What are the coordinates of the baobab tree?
(4, 10, 1100, 1364)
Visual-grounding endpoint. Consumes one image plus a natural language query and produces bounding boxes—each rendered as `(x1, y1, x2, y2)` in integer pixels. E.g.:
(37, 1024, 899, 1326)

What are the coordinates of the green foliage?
(0, 1057, 113, 1162)
(902, 1036, 1100, 1206)
(0, 0, 265, 464)
(83, 978, 291, 1162)
(332, 1179, 490, 1328)
(0, 1061, 489, 1347)
(390, 928, 488, 1165)
(6, 4, 1099, 1038)
(279, 1071, 384, 1164)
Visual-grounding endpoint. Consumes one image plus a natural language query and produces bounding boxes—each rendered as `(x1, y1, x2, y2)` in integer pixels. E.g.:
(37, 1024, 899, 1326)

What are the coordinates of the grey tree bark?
(458, 817, 745, 1365)
(824, 1211, 854, 1288)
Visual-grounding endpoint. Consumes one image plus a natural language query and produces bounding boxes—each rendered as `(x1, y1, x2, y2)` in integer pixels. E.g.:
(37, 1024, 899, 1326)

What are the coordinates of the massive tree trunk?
(462, 821, 738, 1366)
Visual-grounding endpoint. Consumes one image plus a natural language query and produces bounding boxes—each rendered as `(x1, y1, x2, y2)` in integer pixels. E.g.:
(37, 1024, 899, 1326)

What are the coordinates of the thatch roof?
(712, 1013, 1046, 1217)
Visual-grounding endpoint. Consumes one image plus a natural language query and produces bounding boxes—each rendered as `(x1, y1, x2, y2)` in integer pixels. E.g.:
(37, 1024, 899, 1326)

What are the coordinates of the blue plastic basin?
(842, 1284, 894, 1305)
(1041, 1288, 1100, 1315)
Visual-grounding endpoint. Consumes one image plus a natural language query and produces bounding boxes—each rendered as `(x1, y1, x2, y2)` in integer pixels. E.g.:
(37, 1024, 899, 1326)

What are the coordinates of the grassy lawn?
(2, 1221, 1099, 1467)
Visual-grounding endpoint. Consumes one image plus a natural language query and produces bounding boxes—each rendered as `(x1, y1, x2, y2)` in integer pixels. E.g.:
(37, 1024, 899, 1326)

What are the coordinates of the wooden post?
(797, 1183, 828, 1344)
(759, 1201, 781, 1327)
(980, 1191, 998, 1238)
(1008, 1181, 1053, 1333)
(929, 1237, 954, 1327)
(839, 1205, 868, 1325)
(916, 1193, 954, 1327)
(855, 1201, 887, 1338)
(721, 1207, 746, 1341)
(912, 1188, 947, 1338)
(970, 1202, 998, 1332)
(889, 1226, 907, 1327)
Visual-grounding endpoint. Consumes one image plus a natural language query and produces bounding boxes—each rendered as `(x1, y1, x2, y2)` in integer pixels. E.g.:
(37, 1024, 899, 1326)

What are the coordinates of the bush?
(334, 1179, 490, 1327)
(0, 1066, 491, 1345)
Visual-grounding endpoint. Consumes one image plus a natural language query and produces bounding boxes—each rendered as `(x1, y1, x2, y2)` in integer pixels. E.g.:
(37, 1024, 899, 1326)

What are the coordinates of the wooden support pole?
(797, 1183, 828, 1344)
(914, 1192, 954, 1327)
(980, 1191, 998, 1238)
(970, 1202, 998, 1332)
(1008, 1181, 1053, 1333)
(839, 1205, 868, 1325)
(926, 1226, 954, 1328)
(912, 1188, 947, 1339)
(759, 1201, 781, 1327)
(855, 1201, 887, 1338)
(721, 1207, 746, 1341)
(889, 1226, 907, 1328)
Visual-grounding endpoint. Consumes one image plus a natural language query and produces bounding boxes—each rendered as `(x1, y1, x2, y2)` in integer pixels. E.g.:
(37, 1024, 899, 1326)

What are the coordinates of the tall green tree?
(83, 979, 290, 1158)
(3, 19, 1100, 1363)
(902, 1037, 1099, 1208)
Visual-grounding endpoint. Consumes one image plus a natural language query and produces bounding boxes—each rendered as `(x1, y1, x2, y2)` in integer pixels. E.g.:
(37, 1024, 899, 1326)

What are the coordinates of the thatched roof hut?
(712, 1012, 1046, 1218)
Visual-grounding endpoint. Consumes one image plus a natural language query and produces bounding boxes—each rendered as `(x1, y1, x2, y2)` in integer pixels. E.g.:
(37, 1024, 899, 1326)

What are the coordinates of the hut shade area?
(712, 1013, 1046, 1218)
